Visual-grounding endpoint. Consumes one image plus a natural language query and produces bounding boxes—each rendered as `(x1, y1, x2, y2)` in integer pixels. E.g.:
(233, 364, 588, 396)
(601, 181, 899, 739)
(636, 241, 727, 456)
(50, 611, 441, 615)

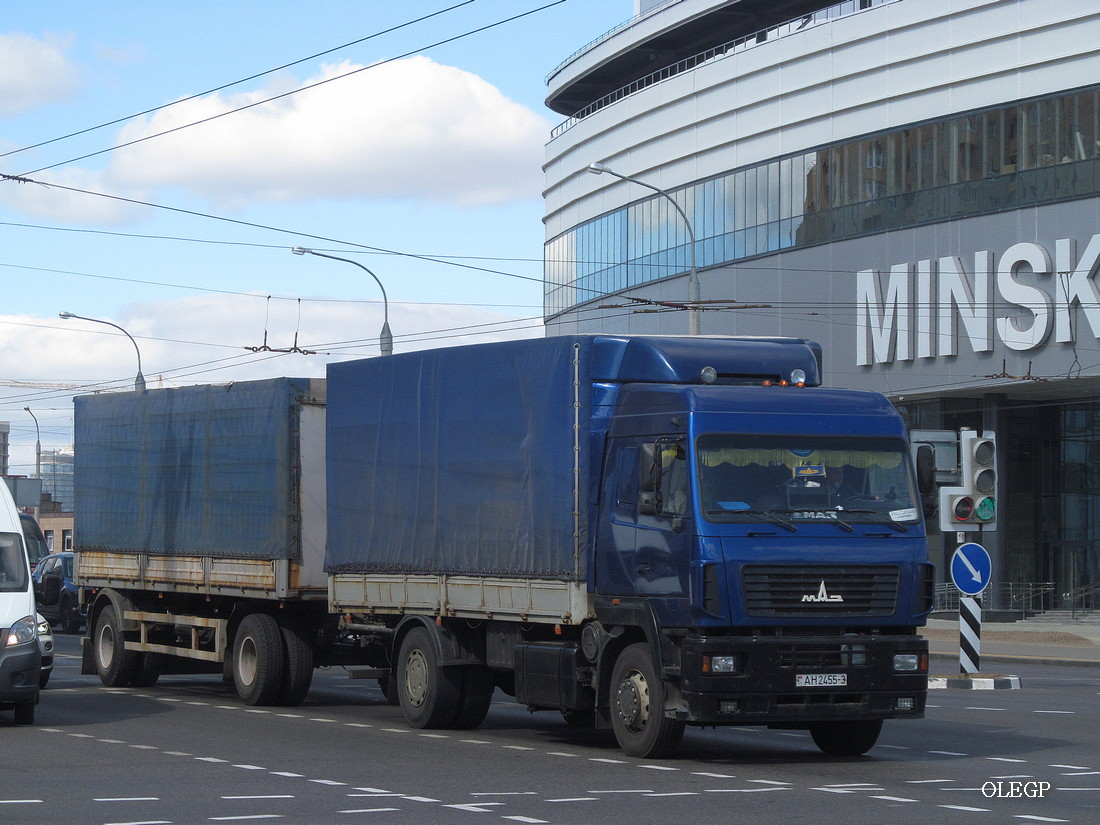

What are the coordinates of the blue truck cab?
(585, 338, 932, 755)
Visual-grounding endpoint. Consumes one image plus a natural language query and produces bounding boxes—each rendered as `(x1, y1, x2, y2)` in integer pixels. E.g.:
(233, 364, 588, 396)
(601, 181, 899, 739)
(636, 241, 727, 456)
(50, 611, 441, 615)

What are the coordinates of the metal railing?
(1061, 580, 1100, 618)
(550, 0, 900, 139)
(933, 581, 1056, 617)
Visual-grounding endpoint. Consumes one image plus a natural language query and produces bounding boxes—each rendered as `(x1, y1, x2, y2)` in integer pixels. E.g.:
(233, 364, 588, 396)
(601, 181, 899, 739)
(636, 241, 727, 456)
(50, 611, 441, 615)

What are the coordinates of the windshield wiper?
(707, 508, 797, 532)
(767, 508, 854, 533)
(843, 509, 910, 533)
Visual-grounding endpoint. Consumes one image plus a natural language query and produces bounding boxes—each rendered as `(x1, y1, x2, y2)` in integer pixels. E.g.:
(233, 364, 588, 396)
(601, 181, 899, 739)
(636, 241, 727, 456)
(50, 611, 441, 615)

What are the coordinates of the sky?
(0, 0, 631, 476)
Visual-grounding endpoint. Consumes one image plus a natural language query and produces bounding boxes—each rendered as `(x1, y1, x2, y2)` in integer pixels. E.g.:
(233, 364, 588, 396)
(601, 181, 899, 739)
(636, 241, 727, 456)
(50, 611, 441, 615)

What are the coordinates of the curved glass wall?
(545, 85, 1100, 317)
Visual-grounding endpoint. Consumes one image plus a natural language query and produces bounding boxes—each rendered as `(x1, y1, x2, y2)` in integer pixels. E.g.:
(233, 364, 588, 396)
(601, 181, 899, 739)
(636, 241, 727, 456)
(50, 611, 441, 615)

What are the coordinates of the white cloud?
(108, 56, 551, 208)
(0, 32, 80, 116)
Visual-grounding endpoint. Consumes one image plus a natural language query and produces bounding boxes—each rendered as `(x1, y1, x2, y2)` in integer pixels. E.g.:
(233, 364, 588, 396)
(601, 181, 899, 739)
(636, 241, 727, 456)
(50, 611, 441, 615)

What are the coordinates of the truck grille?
(742, 565, 899, 618)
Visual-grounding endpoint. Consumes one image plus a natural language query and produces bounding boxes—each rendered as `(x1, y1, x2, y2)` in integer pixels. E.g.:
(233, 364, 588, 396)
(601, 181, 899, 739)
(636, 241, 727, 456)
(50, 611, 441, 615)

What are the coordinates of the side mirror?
(915, 444, 937, 518)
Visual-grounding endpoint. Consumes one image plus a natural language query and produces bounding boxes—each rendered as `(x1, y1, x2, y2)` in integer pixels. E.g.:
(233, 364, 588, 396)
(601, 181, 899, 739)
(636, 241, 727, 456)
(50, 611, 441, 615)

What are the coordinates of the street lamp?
(587, 161, 701, 335)
(23, 407, 40, 480)
(58, 311, 147, 391)
(292, 247, 393, 356)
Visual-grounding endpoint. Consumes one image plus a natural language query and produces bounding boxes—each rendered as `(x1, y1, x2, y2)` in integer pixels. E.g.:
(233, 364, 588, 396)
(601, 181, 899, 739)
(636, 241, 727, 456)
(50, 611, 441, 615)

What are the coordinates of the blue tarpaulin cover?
(74, 378, 316, 559)
(326, 337, 591, 580)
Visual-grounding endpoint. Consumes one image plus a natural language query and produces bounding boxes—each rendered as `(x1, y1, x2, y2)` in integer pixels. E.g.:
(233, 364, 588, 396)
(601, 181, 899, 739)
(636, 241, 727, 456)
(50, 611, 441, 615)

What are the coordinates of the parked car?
(32, 552, 84, 634)
(20, 513, 49, 568)
(37, 614, 53, 688)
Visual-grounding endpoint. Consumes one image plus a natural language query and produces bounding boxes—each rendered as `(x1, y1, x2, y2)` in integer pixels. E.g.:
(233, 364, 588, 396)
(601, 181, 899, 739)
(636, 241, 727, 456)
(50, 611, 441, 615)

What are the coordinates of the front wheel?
(609, 643, 685, 758)
(809, 719, 883, 756)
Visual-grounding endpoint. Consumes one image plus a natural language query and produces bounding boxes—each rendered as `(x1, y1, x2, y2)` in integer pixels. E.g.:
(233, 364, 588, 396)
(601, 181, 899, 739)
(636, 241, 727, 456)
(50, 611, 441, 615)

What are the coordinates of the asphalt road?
(3, 633, 1098, 825)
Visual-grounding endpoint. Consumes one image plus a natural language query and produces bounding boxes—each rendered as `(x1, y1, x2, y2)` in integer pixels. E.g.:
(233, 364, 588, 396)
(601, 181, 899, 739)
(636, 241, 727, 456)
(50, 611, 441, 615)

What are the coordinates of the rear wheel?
(809, 720, 883, 755)
(396, 627, 462, 729)
(609, 643, 685, 758)
(93, 604, 139, 687)
(232, 614, 285, 706)
(276, 618, 314, 707)
(130, 653, 163, 688)
(451, 665, 494, 729)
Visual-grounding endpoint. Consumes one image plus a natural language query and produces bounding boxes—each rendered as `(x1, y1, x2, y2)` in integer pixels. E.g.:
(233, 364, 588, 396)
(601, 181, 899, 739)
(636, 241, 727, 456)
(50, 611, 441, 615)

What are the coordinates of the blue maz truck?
(75, 335, 933, 758)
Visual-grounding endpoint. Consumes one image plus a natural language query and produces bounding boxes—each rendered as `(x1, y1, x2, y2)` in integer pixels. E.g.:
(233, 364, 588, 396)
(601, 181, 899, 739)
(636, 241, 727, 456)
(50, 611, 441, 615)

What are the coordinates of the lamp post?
(23, 406, 40, 518)
(587, 161, 701, 335)
(58, 311, 147, 391)
(292, 247, 393, 356)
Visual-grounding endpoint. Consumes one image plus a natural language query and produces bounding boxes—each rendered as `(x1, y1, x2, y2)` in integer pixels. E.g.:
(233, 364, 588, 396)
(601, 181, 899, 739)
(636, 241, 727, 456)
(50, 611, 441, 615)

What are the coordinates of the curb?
(929, 651, 1100, 668)
(929, 675, 1022, 690)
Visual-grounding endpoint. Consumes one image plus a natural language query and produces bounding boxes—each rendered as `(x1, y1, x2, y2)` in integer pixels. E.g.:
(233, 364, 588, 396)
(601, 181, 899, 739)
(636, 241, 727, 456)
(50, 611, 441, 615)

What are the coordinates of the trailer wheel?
(609, 643, 685, 758)
(232, 614, 286, 706)
(451, 665, 494, 730)
(396, 627, 462, 728)
(93, 603, 139, 687)
(809, 719, 883, 756)
(13, 700, 34, 725)
(276, 618, 314, 707)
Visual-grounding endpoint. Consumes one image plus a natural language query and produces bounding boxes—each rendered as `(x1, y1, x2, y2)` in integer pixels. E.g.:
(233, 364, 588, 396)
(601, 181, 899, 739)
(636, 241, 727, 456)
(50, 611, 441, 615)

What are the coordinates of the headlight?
(5, 615, 38, 648)
(703, 654, 739, 673)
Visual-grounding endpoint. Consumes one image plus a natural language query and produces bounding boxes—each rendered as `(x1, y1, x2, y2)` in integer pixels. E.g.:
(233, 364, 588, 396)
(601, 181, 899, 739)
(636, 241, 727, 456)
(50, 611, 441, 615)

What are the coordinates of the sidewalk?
(922, 615, 1100, 670)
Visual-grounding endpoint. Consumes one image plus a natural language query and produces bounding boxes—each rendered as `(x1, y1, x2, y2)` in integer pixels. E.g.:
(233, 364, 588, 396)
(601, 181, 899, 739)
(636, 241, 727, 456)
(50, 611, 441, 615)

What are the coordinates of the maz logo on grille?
(801, 580, 844, 603)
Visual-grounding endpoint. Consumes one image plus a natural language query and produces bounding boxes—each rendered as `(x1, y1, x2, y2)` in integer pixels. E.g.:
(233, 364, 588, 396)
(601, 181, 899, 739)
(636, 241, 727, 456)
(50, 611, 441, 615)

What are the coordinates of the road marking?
(95, 797, 160, 802)
(196, 757, 229, 763)
(693, 772, 735, 778)
(130, 745, 159, 750)
(269, 772, 303, 778)
(418, 733, 449, 739)
(460, 739, 490, 744)
(1012, 817, 1069, 822)
(470, 793, 537, 797)
(445, 803, 504, 812)
(929, 750, 967, 756)
(546, 798, 598, 802)
(965, 707, 1006, 712)
(1050, 764, 1092, 770)
(381, 728, 409, 733)
(209, 816, 285, 821)
(338, 809, 399, 815)
(98, 738, 126, 744)
(309, 718, 338, 723)
(748, 780, 792, 786)
(639, 765, 679, 771)
(907, 779, 955, 784)
(587, 790, 654, 794)
(0, 800, 43, 804)
(309, 780, 347, 786)
(1061, 771, 1100, 776)
(872, 796, 918, 802)
(400, 797, 440, 803)
(987, 757, 1028, 763)
(588, 758, 625, 764)
(501, 818, 548, 824)
(233, 765, 266, 771)
(503, 746, 535, 751)
(223, 796, 294, 800)
(276, 714, 303, 719)
(705, 788, 789, 794)
(646, 792, 697, 797)
(940, 805, 991, 812)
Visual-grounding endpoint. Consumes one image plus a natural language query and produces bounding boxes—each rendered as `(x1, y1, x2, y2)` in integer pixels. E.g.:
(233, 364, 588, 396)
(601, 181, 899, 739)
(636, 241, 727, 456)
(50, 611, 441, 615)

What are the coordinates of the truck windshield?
(697, 434, 920, 527)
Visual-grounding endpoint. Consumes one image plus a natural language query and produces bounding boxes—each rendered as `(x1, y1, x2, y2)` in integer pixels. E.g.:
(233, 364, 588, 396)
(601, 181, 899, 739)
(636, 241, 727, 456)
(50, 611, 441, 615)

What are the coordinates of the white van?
(0, 483, 40, 724)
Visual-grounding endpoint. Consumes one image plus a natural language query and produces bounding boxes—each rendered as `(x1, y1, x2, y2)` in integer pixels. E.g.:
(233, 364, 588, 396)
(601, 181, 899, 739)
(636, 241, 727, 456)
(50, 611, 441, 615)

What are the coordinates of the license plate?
(796, 673, 847, 687)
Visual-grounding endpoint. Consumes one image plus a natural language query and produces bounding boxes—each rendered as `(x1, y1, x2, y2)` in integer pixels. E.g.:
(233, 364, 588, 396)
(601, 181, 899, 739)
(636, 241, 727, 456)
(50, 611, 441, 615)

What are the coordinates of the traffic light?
(938, 430, 997, 532)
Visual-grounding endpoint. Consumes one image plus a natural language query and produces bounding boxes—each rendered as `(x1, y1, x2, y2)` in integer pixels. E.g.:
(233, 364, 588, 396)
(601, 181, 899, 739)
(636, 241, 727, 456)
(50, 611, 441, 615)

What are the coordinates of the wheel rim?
(615, 669, 650, 733)
(404, 648, 429, 708)
(96, 620, 115, 669)
(237, 636, 258, 687)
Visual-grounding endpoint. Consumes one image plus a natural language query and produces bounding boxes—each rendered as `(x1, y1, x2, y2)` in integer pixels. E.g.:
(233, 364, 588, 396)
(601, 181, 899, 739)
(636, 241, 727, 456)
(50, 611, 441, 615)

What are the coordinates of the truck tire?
(232, 613, 286, 706)
(130, 653, 163, 688)
(451, 665, 494, 729)
(396, 627, 462, 728)
(809, 719, 883, 756)
(609, 643, 685, 758)
(276, 618, 313, 707)
(93, 603, 139, 687)
(13, 700, 34, 725)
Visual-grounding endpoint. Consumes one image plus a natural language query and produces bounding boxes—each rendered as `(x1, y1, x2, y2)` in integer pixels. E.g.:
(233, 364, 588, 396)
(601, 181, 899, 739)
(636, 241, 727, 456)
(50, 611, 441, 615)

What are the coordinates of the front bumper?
(0, 643, 42, 704)
(678, 633, 927, 725)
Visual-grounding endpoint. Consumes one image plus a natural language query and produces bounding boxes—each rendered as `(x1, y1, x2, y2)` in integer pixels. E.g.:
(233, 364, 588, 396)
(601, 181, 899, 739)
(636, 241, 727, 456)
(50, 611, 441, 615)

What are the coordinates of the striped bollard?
(959, 596, 981, 674)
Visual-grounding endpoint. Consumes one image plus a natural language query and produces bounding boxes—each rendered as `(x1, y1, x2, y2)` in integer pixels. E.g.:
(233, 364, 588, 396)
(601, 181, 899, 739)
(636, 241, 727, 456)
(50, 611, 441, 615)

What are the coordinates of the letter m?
(856, 265, 911, 366)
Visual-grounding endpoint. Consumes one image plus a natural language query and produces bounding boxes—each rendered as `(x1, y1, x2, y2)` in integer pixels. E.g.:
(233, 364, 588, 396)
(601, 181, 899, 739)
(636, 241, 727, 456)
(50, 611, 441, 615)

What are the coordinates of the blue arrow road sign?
(951, 542, 992, 596)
